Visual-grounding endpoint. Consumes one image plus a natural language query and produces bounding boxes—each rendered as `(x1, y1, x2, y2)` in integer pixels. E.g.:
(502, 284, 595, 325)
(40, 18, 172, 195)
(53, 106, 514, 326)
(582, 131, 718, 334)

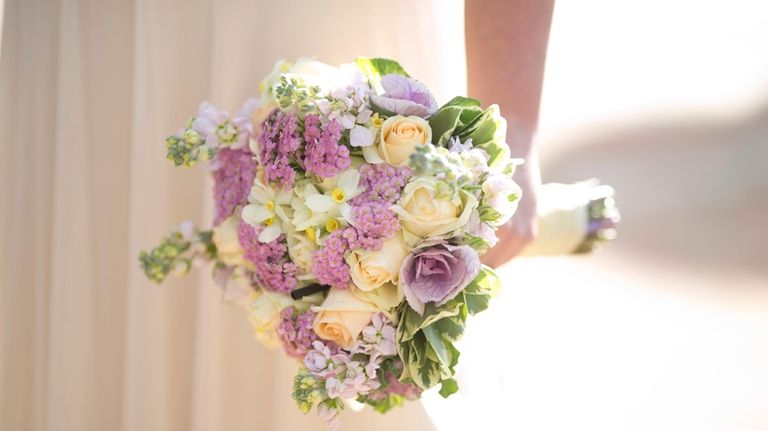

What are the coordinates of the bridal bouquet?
(140, 58, 524, 428)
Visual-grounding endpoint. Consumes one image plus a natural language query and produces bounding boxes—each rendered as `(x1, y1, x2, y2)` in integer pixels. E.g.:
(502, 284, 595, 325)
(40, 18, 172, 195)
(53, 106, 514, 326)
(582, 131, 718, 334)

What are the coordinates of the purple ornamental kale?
(400, 240, 481, 314)
(370, 74, 438, 118)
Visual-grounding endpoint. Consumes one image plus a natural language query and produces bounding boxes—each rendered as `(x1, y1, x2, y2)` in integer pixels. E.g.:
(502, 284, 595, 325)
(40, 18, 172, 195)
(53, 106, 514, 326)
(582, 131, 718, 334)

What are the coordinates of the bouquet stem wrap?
(520, 180, 619, 257)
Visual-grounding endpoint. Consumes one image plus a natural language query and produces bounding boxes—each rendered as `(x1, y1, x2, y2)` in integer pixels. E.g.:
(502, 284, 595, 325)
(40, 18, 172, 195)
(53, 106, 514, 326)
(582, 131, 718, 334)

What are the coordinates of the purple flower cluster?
(277, 307, 319, 358)
(340, 226, 382, 252)
(212, 148, 258, 225)
(237, 222, 297, 294)
(350, 163, 411, 206)
(351, 314, 397, 361)
(304, 341, 348, 380)
(304, 341, 380, 400)
(348, 163, 410, 248)
(193, 100, 255, 149)
(303, 115, 349, 179)
(258, 110, 300, 190)
(312, 230, 351, 289)
(349, 205, 400, 246)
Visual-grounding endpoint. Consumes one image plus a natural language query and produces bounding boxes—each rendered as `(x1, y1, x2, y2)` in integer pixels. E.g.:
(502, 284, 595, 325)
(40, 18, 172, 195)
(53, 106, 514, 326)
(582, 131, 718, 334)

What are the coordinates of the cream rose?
(351, 283, 403, 320)
(248, 290, 294, 348)
(286, 228, 317, 274)
(376, 115, 432, 166)
(347, 235, 408, 292)
(213, 213, 245, 267)
(393, 176, 479, 238)
(313, 289, 378, 348)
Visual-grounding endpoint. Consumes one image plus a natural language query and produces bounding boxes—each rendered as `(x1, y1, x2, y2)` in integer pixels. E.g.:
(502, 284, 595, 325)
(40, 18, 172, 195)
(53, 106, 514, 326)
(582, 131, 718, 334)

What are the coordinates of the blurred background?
(427, 2, 768, 430)
(1, 0, 767, 430)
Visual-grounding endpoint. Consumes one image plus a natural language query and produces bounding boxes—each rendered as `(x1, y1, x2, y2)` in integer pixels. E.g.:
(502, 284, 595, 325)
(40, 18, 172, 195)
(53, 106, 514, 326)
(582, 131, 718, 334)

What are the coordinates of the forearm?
(465, 0, 554, 158)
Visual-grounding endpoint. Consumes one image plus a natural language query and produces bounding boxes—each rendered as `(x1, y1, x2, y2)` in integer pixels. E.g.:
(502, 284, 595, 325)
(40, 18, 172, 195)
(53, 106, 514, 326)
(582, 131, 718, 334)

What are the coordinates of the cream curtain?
(0, 0, 464, 430)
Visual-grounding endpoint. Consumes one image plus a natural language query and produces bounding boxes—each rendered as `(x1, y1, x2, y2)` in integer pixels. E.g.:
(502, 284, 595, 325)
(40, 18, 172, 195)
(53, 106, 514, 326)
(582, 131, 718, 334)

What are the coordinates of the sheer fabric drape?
(0, 0, 464, 429)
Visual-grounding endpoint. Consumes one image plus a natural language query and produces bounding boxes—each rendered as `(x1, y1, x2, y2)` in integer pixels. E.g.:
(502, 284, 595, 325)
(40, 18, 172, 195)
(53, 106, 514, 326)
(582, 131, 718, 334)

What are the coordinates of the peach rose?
(313, 288, 378, 348)
(376, 115, 432, 166)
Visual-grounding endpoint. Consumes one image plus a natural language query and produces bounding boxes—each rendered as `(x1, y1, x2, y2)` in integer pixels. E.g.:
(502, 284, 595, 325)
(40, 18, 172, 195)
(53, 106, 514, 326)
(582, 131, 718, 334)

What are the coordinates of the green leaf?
(439, 378, 459, 398)
(401, 331, 443, 389)
(442, 96, 482, 109)
(462, 105, 509, 166)
(355, 57, 410, 90)
(463, 265, 501, 315)
(478, 204, 504, 224)
(428, 97, 485, 147)
(428, 106, 463, 146)
(428, 99, 510, 165)
(396, 300, 468, 391)
(423, 326, 451, 368)
(430, 315, 465, 344)
(364, 394, 406, 413)
(398, 301, 463, 342)
(445, 341, 461, 374)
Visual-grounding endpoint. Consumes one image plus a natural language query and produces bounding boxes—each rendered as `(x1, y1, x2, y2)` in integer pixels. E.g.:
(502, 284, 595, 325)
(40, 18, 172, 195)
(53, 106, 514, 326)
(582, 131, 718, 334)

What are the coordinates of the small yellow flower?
(265, 200, 275, 211)
(371, 113, 384, 128)
(331, 188, 346, 203)
(305, 227, 317, 242)
(325, 219, 340, 232)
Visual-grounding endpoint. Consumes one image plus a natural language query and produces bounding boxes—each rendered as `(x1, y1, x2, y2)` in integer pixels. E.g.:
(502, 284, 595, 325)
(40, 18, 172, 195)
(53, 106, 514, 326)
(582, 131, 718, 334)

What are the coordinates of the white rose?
(393, 176, 478, 239)
(212, 213, 245, 267)
(347, 235, 408, 292)
(283, 60, 363, 93)
(248, 290, 294, 349)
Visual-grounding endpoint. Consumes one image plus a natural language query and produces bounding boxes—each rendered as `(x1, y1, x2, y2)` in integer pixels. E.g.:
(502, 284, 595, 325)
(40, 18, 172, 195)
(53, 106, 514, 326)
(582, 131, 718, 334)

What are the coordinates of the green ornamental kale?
(428, 96, 510, 166)
(396, 265, 501, 396)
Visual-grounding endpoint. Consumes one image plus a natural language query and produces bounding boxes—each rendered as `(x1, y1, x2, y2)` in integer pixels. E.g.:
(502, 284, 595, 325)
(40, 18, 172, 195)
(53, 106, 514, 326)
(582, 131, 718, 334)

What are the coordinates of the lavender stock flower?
(400, 241, 481, 314)
(370, 74, 437, 118)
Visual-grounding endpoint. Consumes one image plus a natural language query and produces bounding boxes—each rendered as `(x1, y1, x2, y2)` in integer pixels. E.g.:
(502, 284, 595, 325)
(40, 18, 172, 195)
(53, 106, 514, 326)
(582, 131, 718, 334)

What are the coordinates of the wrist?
(505, 119, 537, 159)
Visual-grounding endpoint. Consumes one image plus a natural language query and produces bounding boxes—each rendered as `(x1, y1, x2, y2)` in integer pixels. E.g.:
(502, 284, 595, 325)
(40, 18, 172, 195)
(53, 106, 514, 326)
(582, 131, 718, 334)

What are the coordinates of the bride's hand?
(481, 154, 541, 268)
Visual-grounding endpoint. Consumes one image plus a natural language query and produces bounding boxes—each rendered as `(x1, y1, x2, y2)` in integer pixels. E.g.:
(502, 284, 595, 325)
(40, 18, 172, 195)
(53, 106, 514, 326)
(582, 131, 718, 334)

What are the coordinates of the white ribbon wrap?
(518, 181, 597, 257)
